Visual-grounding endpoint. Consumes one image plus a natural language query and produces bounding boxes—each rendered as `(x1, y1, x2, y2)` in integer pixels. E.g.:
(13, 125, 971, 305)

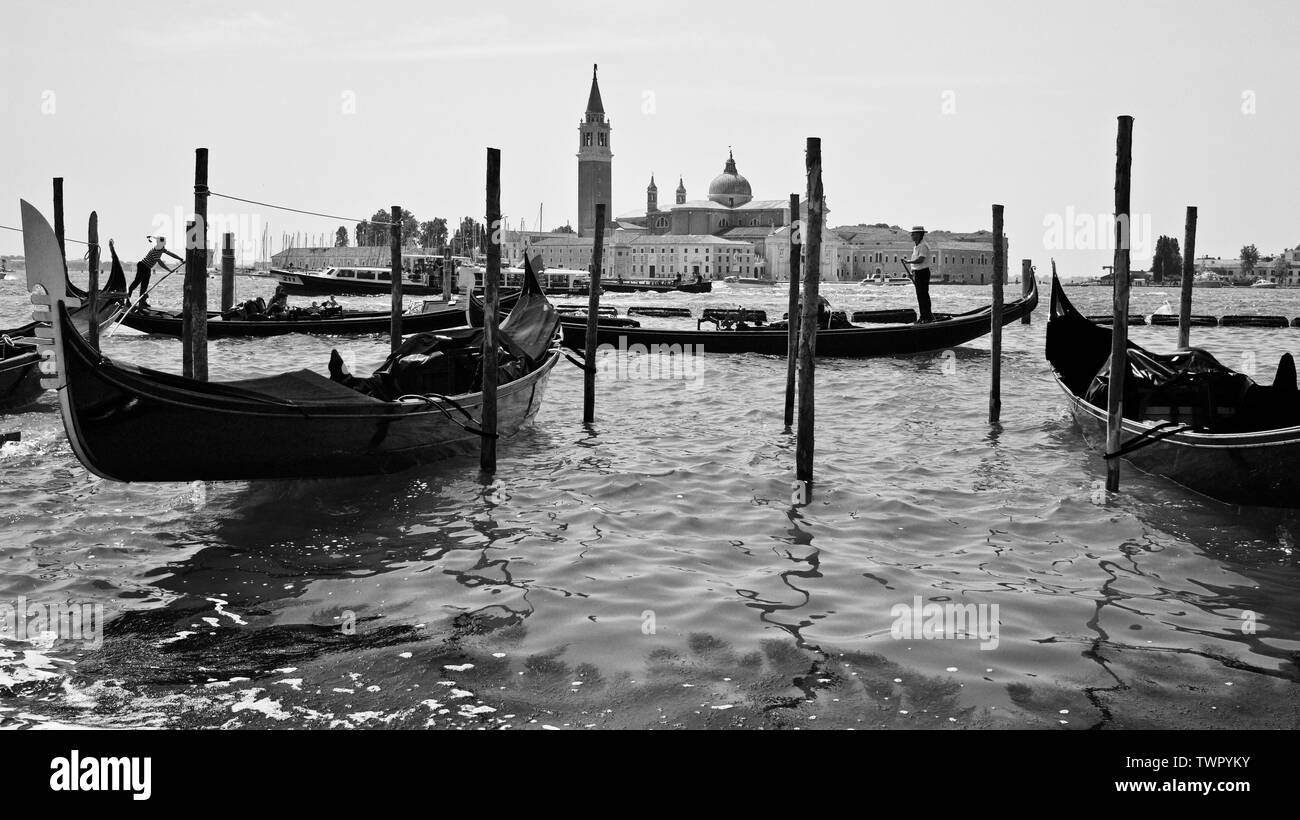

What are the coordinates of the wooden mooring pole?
(989, 205, 1005, 424)
(442, 248, 452, 304)
(87, 213, 100, 349)
(185, 148, 210, 381)
(583, 203, 606, 425)
(221, 232, 235, 312)
(182, 220, 195, 377)
(481, 147, 502, 473)
(1020, 259, 1033, 324)
(795, 138, 823, 487)
(1106, 115, 1135, 493)
(389, 205, 402, 354)
(53, 177, 67, 278)
(1178, 206, 1198, 349)
(784, 193, 801, 430)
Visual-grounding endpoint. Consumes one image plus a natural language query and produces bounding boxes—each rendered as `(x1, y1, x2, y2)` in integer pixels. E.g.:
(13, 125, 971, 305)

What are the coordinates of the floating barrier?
(557, 305, 618, 317)
(1150, 314, 1217, 327)
(628, 306, 693, 318)
(851, 308, 917, 324)
(1220, 315, 1290, 328)
(1086, 314, 1147, 325)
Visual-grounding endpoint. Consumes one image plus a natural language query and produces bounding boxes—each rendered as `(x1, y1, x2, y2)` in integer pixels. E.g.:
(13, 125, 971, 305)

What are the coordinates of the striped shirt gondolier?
(139, 246, 167, 269)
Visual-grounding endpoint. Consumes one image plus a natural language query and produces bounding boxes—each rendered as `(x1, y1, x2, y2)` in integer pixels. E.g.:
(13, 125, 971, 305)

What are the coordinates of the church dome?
(707, 150, 752, 207)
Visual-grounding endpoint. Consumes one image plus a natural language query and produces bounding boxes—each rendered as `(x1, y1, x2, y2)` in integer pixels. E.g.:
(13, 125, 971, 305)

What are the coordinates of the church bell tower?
(577, 64, 612, 237)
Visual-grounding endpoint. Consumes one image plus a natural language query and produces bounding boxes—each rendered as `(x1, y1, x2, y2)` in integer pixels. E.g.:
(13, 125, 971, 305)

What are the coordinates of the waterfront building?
(1195, 250, 1300, 286)
(765, 225, 1008, 283)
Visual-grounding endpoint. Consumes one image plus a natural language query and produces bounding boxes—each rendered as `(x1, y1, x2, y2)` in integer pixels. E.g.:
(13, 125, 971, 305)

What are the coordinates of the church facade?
(527, 66, 1004, 283)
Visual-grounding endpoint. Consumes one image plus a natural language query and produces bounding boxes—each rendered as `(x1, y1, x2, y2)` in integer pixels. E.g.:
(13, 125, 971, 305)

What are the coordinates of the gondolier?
(127, 236, 183, 301)
(906, 226, 934, 323)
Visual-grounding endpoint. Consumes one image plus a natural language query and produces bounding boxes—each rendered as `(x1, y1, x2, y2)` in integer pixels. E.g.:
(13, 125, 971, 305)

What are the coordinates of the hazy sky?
(2, 0, 1297, 277)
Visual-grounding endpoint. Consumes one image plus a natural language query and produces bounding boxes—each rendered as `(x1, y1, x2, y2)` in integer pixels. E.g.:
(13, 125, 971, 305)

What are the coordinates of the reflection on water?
(2, 279, 1299, 728)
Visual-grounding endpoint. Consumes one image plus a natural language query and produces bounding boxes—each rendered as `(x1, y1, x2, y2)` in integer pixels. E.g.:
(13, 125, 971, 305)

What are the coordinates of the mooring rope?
(208, 192, 398, 226)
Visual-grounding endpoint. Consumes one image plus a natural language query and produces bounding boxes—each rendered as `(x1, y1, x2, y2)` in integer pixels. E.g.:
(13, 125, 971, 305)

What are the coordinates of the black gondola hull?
(118, 305, 466, 338)
(556, 279, 1037, 357)
(1057, 376, 1300, 506)
(0, 349, 42, 410)
(597, 280, 712, 294)
(56, 306, 559, 481)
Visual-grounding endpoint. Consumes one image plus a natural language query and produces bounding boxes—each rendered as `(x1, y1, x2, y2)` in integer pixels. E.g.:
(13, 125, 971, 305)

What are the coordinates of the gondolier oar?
(106, 261, 186, 337)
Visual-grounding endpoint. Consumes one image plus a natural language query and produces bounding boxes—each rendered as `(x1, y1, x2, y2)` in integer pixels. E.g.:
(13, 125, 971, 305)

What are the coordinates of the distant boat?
(272, 266, 447, 296)
(722, 276, 774, 287)
(598, 278, 712, 294)
(861, 273, 912, 286)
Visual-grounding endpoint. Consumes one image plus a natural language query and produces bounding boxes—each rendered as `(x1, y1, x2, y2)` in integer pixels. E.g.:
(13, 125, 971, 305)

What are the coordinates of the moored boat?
(20, 200, 562, 482)
(117, 302, 466, 338)
(558, 277, 1037, 357)
(598, 278, 712, 294)
(1046, 272, 1300, 507)
(271, 266, 447, 296)
(2, 252, 127, 411)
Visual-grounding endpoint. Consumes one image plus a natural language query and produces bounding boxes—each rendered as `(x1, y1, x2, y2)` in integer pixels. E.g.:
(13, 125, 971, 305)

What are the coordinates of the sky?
(1, 0, 1297, 277)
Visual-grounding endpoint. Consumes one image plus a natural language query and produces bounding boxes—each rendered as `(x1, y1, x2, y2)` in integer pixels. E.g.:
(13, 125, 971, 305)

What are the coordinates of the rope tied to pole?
(1104, 420, 1191, 460)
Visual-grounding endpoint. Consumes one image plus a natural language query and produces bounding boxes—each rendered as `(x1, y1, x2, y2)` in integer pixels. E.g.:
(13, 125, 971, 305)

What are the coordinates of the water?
(2, 275, 1298, 729)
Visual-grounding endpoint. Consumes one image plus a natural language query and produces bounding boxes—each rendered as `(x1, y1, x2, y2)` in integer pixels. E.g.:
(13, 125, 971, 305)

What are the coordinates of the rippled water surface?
(2, 275, 1298, 729)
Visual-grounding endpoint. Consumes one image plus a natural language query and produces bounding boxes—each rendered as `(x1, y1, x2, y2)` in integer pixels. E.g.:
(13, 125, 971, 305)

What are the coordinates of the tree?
(419, 218, 448, 251)
(400, 211, 419, 247)
(1237, 244, 1260, 283)
(1150, 235, 1182, 284)
(452, 216, 484, 255)
(335, 227, 348, 247)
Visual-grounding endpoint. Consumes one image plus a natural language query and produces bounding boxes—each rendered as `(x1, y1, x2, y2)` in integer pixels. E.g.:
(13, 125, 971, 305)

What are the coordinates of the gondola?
(0, 324, 42, 410)
(554, 277, 1037, 357)
(1046, 272, 1300, 507)
(1, 250, 127, 411)
(19, 200, 561, 482)
(117, 302, 466, 338)
(598, 279, 712, 294)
